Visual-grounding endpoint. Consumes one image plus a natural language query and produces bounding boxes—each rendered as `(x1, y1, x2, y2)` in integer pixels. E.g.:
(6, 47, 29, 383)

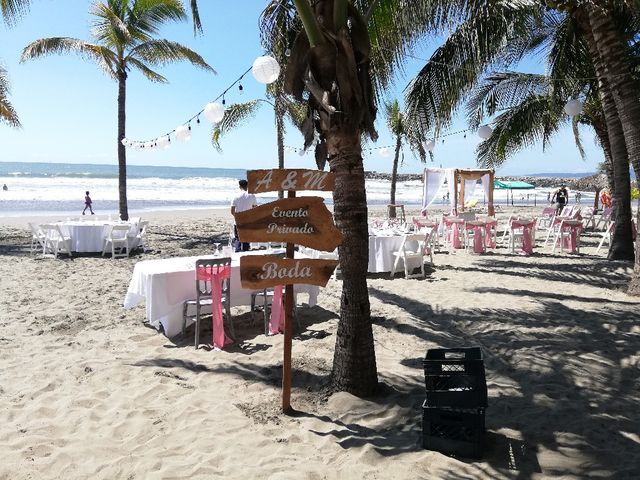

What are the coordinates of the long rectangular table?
(123, 250, 320, 338)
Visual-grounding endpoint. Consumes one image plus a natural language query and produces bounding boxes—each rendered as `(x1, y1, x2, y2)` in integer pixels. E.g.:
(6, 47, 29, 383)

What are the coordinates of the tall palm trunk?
(328, 124, 377, 396)
(117, 69, 129, 221)
(275, 96, 285, 199)
(587, 5, 640, 286)
(389, 135, 401, 218)
(592, 118, 615, 196)
(579, 12, 633, 261)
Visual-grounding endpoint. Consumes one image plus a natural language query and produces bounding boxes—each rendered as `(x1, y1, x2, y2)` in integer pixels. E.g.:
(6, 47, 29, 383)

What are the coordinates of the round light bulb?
(564, 99, 583, 117)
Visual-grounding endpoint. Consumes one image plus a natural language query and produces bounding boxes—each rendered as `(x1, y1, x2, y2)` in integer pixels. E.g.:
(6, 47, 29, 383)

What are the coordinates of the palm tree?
(20, 0, 214, 220)
(1, 0, 31, 25)
(383, 99, 426, 217)
(0, 65, 20, 128)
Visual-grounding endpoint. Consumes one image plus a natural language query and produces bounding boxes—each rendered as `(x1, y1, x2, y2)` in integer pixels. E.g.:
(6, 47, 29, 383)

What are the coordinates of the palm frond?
(383, 99, 402, 135)
(211, 101, 261, 152)
(128, 39, 214, 71)
(1, 0, 30, 26)
(404, 2, 540, 137)
(90, 1, 132, 49)
(129, 0, 187, 38)
(20, 38, 118, 79)
(466, 72, 549, 129)
(0, 65, 21, 127)
(282, 98, 307, 131)
(189, 0, 202, 34)
(572, 116, 586, 161)
(476, 94, 565, 168)
(126, 57, 167, 82)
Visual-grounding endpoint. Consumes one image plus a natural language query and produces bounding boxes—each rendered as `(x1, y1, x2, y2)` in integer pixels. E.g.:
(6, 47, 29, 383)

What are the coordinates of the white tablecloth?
(123, 250, 320, 338)
(58, 221, 135, 253)
(368, 235, 405, 273)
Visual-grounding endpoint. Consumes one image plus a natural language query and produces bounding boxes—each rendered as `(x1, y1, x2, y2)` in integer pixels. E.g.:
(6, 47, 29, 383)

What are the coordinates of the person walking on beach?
(82, 191, 94, 215)
(2, 184, 7, 191)
(230, 179, 256, 252)
(551, 183, 568, 215)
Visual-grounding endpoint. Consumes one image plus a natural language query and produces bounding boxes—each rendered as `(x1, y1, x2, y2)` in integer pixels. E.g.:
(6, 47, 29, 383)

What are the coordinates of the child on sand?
(82, 191, 94, 215)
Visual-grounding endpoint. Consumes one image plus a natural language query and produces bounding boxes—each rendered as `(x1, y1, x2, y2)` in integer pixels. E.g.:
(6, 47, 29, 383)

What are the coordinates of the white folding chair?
(28, 222, 47, 255)
(390, 233, 428, 279)
(41, 223, 72, 258)
(102, 224, 131, 258)
(596, 221, 615, 254)
(127, 220, 149, 252)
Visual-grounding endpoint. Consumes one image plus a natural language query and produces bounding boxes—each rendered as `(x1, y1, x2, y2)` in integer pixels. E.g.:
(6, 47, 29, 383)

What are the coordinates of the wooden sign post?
(237, 169, 342, 413)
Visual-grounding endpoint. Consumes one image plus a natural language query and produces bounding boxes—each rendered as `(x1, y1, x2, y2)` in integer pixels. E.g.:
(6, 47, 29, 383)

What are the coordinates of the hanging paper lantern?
(564, 99, 583, 117)
(175, 125, 191, 142)
(252, 55, 280, 84)
(478, 125, 493, 140)
(379, 147, 390, 157)
(204, 102, 225, 123)
(298, 149, 305, 156)
(157, 136, 170, 149)
(121, 137, 129, 146)
(423, 140, 435, 152)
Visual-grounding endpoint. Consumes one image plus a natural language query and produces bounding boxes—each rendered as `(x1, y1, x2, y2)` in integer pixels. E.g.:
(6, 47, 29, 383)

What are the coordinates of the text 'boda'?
(259, 261, 313, 280)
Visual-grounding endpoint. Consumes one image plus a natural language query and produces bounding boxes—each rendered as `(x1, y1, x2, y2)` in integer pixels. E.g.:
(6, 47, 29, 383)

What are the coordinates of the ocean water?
(0, 161, 594, 218)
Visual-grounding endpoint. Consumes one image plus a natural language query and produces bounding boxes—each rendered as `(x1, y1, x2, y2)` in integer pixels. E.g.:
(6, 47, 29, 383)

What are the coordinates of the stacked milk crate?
(422, 347, 488, 458)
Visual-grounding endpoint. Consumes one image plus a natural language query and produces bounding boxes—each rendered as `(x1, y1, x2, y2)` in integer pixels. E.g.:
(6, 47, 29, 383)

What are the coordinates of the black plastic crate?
(422, 402, 485, 458)
(425, 372, 488, 408)
(423, 347, 485, 376)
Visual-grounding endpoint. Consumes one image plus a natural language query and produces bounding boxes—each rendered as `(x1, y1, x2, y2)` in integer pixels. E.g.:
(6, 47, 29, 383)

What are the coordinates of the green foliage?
(0, 64, 20, 127)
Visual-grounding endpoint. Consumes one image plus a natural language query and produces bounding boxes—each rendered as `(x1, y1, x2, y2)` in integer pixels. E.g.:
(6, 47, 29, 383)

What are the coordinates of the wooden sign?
(240, 255, 338, 290)
(247, 169, 336, 194)
(234, 196, 343, 252)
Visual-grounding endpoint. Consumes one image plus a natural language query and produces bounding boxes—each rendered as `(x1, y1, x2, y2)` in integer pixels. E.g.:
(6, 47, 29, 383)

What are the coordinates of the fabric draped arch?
(422, 168, 495, 216)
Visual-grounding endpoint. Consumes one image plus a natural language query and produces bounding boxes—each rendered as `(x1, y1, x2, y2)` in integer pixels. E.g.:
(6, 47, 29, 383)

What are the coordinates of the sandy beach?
(1, 206, 639, 479)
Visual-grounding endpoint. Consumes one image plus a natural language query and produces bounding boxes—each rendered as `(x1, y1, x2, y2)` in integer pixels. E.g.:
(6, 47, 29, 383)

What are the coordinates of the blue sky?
(1, 1, 602, 175)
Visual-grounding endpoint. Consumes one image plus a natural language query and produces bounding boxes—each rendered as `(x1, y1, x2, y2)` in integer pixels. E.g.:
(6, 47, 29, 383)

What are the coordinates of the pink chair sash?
(268, 285, 285, 335)
(472, 225, 484, 253)
(511, 220, 534, 255)
(197, 264, 233, 349)
(483, 219, 497, 248)
(444, 217, 463, 249)
(560, 222, 583, 253)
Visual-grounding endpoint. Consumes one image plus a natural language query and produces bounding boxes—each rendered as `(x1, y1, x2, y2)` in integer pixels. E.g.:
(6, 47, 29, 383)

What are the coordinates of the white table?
(58, 221, 135, 253)
(123, 251, 320, 338)
(368, 235, 405, 273)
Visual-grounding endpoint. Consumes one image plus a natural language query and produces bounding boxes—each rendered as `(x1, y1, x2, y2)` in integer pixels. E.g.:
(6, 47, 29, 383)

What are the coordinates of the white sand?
(1, 206, 639, 479)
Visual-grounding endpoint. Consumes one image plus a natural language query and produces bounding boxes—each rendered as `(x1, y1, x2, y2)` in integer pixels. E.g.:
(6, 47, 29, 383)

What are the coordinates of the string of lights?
(122, 55, 281, 150)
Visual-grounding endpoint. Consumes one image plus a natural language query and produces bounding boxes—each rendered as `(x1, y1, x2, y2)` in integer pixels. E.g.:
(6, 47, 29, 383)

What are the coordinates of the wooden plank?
(240, 255, 338, 290)
(235, 197, 343, 252)
(247, 169, 336, 194)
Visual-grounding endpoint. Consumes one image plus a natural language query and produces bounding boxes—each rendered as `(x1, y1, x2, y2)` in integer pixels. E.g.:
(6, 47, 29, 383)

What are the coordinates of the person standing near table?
(230, 179, 256, 252)
(551, 183, 569, 215)
(82, 190, 95, 215)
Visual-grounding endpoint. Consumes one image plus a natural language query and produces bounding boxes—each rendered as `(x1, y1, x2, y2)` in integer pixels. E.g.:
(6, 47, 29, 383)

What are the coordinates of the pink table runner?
(268, 285, 285, 335)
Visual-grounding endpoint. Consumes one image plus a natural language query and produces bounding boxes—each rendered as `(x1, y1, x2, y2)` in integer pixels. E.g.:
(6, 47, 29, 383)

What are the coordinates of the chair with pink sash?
(443, 216, 464, 249)
(481, 217, 498, 249)
(509, 218, 536, 255)
(552, 219, 583, 254)
(463, 220, 486, 254)
(413, 216, 439, 249)
(182, 257, 233, 350)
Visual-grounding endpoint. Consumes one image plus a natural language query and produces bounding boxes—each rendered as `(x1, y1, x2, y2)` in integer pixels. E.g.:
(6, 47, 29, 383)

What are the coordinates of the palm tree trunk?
(587, 5, 640, 286)
(328, 124, 378, 396)
(117, 70, 129, 221)
(275, 98, 285, 200)
(389, 135, 401, 218)
(580, 12, 633, 261)
(591, 118, 615, 197)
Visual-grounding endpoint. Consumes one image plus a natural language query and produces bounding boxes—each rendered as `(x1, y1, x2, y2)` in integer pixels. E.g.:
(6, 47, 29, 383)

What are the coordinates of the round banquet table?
(58, 221, 131, 253)
(368, 235, 405, 273)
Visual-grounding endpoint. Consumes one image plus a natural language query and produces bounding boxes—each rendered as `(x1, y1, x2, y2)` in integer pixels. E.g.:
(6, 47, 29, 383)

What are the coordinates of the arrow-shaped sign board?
(240, 255, 338, 290)
(234, 196, 343, 252)
(247, 169, 335, 194)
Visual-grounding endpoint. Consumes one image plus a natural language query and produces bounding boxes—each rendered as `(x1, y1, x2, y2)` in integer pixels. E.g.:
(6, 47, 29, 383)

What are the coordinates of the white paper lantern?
(298, 149, 305, 156)
(157, 136, 170, 149)
(478, 125, 493, 140)
(175, 125, 191, 142)
(252, 55, 280, 84)
(564, 99, 583, 117)
(121, 137, 129, 146)
(204, 102, 225, 123)
(423, 140, 435, 152)
(379, 147, 390, 157)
